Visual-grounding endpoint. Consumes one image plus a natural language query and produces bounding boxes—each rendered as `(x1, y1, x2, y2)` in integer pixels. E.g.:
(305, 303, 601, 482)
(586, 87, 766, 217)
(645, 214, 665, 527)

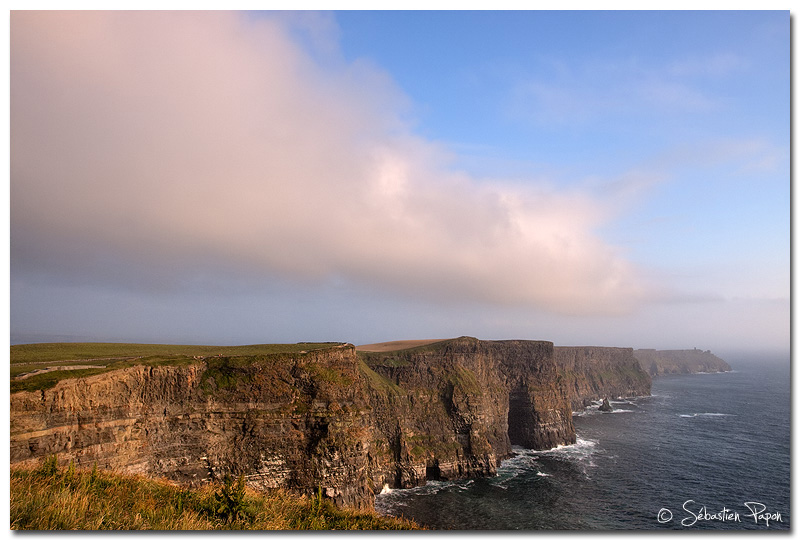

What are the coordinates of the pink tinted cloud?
(11, 11, 647, 315)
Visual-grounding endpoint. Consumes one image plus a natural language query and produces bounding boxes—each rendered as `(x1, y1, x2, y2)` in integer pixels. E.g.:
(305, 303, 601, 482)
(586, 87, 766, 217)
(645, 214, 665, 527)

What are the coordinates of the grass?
(304, 361, 354, 386)
(356, 337, 465, 369)
(449, 366, 481, 394)
(10, 342, 346, 395)
(10, 459, 420, 530)
(10, 342, 344, 364)
(357, 360, 406, 396)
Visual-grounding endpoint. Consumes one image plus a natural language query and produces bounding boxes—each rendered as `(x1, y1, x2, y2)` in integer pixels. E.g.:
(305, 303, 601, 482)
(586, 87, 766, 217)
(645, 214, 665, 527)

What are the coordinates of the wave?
(379, 437, 602, 514)
(574, 394, 649, 416)
(528, 437, 598, 463)
(574, 406, 636, 416)
(678, 412, 733, 418)
(377, 475, 478, 504)
(374, 479, 449, 514)
(530, 437, 600, 479)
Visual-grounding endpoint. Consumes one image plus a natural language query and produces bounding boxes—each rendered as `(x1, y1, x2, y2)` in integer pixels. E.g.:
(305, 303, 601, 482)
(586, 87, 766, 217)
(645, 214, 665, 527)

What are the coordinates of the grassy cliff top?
(11, 342, 346, 364)
(355, 338, 451, 353)
(10, 342, 347, 394)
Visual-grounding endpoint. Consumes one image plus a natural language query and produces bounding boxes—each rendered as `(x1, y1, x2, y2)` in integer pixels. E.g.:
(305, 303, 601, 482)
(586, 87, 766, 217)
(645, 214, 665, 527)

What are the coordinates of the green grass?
(304, 361, 354, 386)
(357, 360, 406, 396)
(357, 337, 465, 369)
(11, 342, 345, 395)
(11, 342, 344, 364)
(449, 366, 481, 394)
(10, 460, 420, 530)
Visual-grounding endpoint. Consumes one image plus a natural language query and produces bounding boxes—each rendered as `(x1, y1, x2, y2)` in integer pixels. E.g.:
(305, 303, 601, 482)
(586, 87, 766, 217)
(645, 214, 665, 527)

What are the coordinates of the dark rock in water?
(10, 337, 578, 510)
(598, 398, 613, 412)
(9, 337, 666, 510)
(553, 346, 652, 411)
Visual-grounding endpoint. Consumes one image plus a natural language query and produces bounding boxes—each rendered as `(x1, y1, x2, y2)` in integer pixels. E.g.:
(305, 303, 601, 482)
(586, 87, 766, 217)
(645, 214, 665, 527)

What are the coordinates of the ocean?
(375, 360, 790, 530)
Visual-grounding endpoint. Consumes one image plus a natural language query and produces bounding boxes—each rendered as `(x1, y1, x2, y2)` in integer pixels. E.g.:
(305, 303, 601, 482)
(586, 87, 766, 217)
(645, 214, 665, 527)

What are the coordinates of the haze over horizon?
(10, 11, 789, 359)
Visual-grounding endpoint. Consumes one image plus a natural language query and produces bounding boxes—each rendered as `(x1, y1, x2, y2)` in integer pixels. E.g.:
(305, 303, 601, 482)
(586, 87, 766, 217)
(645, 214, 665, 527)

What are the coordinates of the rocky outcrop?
(359, 337, 574, 491)
(10, 338, 626, 510)
(634, 349, 731, 377)
(553, 347, 651, 411)
(10, 346, 375, 509)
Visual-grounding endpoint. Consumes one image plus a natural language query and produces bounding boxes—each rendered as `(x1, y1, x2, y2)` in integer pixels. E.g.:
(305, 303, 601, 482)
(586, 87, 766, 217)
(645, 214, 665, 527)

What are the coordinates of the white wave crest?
(679, 412, 733, 418)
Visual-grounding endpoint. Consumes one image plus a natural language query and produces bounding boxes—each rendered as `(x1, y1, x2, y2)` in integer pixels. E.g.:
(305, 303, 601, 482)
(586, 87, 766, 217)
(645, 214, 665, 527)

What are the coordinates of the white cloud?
(506, 52, 736, 128)
(667, 52, 747, 78)
(11, 11, 648, 316)
(649, 137, 787, 175)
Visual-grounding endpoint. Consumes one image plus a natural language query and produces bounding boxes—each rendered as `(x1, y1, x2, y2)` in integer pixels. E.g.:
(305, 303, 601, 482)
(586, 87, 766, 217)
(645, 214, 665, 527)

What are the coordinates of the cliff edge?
(11, 338, 656, 510)
(634, 349, 731, 376)
(359, 337, 574, 491)
(553, 346, 652, 411)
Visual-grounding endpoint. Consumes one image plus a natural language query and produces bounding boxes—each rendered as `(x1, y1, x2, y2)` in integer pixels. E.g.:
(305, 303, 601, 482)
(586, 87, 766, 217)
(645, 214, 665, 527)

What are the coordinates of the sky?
(9, 10, 790, 358)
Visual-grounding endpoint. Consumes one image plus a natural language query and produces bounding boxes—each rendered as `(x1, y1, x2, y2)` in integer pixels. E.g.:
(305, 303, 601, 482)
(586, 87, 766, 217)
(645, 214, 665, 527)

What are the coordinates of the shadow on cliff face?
(10, 338, 651, 510)
(359, 337, 576, 497)
(508, 388, 535, 447)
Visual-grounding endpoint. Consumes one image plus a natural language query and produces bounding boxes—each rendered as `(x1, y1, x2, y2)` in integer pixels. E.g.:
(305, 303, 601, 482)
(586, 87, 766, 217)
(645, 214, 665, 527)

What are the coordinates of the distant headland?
(633, 348, 732, 377)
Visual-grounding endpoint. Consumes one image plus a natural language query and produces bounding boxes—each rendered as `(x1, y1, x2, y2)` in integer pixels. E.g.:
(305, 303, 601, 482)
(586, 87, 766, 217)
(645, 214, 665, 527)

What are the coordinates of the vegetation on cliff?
(10, 342, 344, 393)
(10, 459, 419, 530)
(634, 348, 731, 376)
(9, 337, 647, 511)
(553, 346, 651, 411)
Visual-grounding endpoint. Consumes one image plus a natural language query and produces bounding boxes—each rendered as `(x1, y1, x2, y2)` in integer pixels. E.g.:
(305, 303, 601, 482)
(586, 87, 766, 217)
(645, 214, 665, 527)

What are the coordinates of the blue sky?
(334, 10, 788, 297)
(9, 11, 789, 358)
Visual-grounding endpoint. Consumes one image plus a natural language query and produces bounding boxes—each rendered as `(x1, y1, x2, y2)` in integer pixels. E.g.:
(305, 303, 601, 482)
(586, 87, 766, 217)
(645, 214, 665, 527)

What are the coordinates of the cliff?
(633, 349, 731, 376)
(553, 347, 652, 410)
(359, 337, 574, 490)
(11, 346, 376, 509)
(10, 338, 638, 510)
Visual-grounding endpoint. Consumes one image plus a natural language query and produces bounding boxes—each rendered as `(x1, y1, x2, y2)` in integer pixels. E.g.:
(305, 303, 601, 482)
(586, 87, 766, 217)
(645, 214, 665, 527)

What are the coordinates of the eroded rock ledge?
(10, 337, 651, 509)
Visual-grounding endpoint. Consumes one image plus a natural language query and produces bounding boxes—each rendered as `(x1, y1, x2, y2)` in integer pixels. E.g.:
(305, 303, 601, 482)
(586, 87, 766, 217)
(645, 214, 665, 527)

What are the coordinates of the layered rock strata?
(553, 346, 652, 411)
(11, 338, 638, 509)
(359, 337, 575, 491)
(11, 346, 375, 508)
(634, 349, 731, 376)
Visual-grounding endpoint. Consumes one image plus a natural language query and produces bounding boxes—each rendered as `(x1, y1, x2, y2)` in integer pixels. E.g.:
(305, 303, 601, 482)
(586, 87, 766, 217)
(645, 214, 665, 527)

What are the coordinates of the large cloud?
(11, 11, 646, 315)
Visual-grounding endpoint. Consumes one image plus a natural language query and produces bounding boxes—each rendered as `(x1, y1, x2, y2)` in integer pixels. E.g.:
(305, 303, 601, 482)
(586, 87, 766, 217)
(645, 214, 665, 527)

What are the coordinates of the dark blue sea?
(375, 360, 790, 530)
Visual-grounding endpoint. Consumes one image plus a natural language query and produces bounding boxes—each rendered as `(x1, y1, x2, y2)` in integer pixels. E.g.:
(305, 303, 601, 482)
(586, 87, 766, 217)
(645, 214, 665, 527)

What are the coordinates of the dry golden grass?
(10, 460, 419, 530)
(355, 339, 448, 352)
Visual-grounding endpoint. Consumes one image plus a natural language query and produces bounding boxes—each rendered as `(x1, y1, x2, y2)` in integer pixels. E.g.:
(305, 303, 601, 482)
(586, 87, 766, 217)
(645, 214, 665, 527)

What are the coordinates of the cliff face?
(634, 349, 731, 376)
(360, 338, 575, 490)
(10, 338, 607, 509)
(10, 346, 375, 509)
(553, 347, 652, 410)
